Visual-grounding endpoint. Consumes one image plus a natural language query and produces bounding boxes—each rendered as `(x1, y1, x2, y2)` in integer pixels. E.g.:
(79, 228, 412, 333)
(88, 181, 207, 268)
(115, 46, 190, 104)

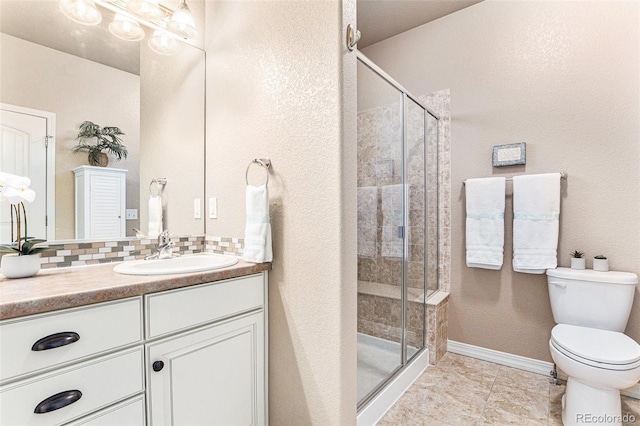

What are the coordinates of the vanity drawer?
(0, 298, 143, 384)
(0, 347, 144, 426)
(66, 394, 145, 426)
(146, 274, 264, 339)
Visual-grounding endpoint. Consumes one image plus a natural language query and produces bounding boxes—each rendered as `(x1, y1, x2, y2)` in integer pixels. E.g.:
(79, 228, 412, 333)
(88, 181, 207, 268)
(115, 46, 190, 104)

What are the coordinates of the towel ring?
(149, 178, 167, 197)
(245, 159, 271, 186)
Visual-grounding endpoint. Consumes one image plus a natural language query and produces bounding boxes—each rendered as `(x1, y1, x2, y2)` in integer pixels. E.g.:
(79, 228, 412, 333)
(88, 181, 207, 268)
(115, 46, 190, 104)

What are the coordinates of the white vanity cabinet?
(145, 273, 268, 425)
(0, 271, 269, 425)
(73, 165, 127, 240)
(0, 298, 145, 426)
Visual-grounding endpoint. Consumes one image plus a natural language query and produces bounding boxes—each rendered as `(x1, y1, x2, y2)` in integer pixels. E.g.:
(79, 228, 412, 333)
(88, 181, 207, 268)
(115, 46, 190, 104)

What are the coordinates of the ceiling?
(357, 0, 483, 48)
(1, 0, 482, 73)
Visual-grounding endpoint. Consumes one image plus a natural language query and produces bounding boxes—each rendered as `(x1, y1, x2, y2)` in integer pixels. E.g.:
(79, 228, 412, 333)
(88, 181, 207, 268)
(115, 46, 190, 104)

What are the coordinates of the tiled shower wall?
(357, 89, 451, 360)
(356, 97, 435, 293)
(0, 236, 245, 269)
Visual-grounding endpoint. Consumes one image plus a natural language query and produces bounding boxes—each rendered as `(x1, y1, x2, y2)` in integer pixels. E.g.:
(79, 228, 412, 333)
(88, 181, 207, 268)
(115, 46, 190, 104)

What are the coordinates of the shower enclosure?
(356, 53, 439, 408)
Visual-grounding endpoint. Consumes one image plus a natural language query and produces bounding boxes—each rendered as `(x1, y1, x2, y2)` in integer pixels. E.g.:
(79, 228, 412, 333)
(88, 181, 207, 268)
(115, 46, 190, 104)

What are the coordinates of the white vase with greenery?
(0, 173, 60, 279)
(570, 250, 586, 270)
(593, 255, 609, 272)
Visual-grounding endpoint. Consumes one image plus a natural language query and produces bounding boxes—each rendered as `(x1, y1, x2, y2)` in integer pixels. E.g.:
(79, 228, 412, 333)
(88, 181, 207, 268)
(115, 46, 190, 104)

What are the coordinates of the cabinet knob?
(152, 360, 164, 372)
(31, 332, 80, 351)
(34, 390, 82, 414)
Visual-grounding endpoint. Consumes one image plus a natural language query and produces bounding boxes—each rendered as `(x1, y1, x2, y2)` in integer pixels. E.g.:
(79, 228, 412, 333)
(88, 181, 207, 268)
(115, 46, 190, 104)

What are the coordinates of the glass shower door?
(356, 60, 404, 404)
(405, 97, 426, 360)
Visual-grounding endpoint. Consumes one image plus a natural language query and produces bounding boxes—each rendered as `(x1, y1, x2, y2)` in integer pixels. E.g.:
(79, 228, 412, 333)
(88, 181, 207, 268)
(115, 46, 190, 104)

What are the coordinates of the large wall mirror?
(0, 0, 205, 243)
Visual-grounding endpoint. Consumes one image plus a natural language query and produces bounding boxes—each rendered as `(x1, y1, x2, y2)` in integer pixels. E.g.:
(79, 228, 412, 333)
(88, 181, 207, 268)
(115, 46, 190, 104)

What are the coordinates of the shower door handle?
(396, 226, 404, 238)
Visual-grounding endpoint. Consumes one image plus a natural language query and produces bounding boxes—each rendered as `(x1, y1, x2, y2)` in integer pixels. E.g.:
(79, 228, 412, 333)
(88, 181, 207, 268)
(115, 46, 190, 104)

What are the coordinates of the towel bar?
(463, 172, 567, 185)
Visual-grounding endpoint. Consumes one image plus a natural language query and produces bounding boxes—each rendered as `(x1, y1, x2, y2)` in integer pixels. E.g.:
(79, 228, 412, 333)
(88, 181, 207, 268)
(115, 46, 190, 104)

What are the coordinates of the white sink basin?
(113, 253, 239, 275)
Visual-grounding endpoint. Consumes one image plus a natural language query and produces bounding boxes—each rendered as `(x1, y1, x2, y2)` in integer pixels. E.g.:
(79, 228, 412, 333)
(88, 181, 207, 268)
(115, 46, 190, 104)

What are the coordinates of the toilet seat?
(551, 324, 640, 371)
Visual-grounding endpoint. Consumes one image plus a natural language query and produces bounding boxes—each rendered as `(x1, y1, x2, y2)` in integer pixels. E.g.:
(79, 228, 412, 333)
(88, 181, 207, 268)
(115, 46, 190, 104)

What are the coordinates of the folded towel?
(512, 173, 561, 274)
(243, 184, 272, 263)
(148, 195, 163, 238)
(465, 177, 506, 270)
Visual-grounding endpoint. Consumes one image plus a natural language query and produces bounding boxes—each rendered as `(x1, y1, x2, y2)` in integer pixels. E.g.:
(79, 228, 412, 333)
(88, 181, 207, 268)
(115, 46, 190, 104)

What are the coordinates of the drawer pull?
(31, 332, 80, 351)
(34, 390, 82, 414)
(152, 360, 164, 372)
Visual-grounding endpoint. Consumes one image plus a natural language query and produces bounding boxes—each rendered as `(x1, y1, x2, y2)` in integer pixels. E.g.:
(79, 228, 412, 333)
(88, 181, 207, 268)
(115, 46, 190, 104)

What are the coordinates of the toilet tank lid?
(546, 267, 638, 285)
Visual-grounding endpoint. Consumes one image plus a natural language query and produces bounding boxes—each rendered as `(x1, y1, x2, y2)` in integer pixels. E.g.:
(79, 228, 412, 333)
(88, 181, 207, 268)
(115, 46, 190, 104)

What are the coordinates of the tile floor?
(377, 352, 640, 425)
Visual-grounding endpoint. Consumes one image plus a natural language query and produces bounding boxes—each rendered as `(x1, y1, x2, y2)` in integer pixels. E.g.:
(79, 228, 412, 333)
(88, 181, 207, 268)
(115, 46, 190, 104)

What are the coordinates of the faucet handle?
(158, 230, 170, 245)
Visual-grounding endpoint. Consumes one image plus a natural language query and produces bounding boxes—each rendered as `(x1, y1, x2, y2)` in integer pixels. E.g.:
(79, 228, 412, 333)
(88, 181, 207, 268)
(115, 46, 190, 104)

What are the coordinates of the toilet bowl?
(549, 325, 640, 426)
(546, 268, 640, 426)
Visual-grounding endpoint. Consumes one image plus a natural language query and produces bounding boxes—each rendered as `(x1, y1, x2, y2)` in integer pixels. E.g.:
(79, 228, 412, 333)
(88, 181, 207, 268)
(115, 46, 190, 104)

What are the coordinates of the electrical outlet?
(194, 199, 201, 219)
(125, 209, 138, 220)
(209, 197, 217, 219)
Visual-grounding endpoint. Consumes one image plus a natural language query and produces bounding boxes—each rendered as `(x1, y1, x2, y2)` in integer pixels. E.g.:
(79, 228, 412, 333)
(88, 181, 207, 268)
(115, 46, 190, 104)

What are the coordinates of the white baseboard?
(357, 349, 429, 426)
(447, 340, 640, 400)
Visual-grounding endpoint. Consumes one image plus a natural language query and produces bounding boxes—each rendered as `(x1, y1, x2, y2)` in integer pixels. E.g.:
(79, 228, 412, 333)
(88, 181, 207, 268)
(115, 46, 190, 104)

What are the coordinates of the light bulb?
(148, 30, 180, 55)
(59, 0, 102, 26)
(127, 0, 164, 21)
(109, 13, 145, 41)
(167, 0, 197, 39)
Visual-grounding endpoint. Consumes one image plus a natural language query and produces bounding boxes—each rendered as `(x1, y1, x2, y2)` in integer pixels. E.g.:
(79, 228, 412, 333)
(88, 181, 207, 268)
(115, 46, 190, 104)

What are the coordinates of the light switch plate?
(209, 197, 217, 219)
(194, 199, 201, 219)
(125, 209, 138, 220)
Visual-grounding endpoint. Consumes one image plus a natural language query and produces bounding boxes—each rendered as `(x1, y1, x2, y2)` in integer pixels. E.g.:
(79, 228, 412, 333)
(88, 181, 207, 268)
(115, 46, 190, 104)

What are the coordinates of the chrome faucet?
(145, 230, 176, 260)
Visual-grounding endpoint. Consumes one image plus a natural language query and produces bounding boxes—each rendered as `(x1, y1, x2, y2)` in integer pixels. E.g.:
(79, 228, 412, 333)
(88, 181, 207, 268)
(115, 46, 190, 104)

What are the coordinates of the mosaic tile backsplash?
(0, 236, 245, 269)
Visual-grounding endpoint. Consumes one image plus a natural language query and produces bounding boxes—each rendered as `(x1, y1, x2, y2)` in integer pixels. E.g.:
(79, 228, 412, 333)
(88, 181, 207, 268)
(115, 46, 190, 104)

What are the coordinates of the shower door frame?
(356, 51, 439, 411)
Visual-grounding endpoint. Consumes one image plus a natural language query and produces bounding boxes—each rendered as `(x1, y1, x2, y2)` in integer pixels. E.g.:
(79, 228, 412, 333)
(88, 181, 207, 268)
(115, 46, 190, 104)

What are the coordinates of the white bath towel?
(243, 184, 273, 263)
(148, 195, 163, 238)
(465, 177, 506, 270)
(512, 173, 561, 274)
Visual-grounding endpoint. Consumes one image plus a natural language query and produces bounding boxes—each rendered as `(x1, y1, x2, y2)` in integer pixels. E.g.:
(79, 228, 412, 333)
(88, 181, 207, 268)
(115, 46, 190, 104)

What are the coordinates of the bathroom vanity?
(0, 261, 270, 425)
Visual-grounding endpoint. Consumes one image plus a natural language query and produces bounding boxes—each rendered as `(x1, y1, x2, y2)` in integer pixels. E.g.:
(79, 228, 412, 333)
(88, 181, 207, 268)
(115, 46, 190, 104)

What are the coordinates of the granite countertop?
(0, 260, 271, 321)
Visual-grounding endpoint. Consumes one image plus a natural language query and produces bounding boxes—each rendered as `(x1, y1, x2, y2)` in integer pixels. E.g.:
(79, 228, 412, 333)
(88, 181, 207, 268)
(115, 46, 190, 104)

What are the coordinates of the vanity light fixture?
(109, 13, 145, 41)
(126, 0, 164, 21)
(167, 0, 197, 40)
(59, 0, 196, 55)
(148, 29, 180, 55)
(59, 0, 102, 26)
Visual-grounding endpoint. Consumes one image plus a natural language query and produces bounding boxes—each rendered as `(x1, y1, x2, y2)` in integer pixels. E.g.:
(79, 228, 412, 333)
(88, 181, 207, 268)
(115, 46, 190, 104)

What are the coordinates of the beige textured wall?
(205, 0, 357, 423)
(0, 33, 140, 240)
(363, 0, 640, 362)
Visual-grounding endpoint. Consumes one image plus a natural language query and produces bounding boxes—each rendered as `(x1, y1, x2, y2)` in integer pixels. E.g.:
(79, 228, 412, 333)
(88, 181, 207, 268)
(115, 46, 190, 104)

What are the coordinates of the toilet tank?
(546, 267, 638, 332)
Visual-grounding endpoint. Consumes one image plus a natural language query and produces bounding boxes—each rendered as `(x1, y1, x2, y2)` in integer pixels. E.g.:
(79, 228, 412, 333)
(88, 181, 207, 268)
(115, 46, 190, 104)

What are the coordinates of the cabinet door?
(89, 173, 124, 239)
(147, 312, 265, 426)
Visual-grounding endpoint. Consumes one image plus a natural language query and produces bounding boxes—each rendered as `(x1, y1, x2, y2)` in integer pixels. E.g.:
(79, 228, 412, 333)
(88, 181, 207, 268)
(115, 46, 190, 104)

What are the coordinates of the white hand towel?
(465, 177, 506, 270)
(512, 173, 561, 274)
(243, 184, 272, 263)
(148, 195, 163, 238)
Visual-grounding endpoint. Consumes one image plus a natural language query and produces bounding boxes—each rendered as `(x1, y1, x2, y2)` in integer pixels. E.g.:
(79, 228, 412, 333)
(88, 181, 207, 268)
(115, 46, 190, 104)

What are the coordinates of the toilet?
(546, 267, 640, 426)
